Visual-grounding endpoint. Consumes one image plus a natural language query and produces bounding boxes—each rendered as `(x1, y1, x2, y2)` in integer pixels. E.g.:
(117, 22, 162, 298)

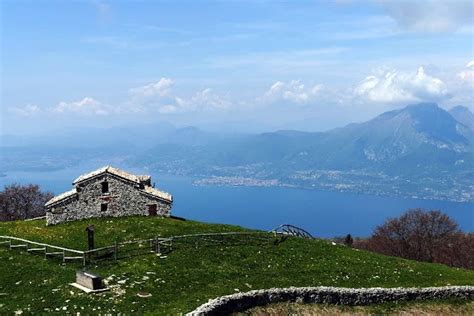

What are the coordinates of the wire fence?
(0, 233, 271, 266)
(0, 235, 172, 266)
(0, 227, 307, 266)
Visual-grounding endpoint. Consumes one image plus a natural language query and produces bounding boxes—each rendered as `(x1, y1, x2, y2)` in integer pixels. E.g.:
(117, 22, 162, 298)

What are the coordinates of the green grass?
(241, 299, 474, 315)
(0, 216, 246, 250)
(0, 216, 473, 314)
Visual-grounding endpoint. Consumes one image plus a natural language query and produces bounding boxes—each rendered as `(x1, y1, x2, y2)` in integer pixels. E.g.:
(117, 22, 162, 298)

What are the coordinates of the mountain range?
(1, 103, 473, 201)
(133, 103, 473, 201)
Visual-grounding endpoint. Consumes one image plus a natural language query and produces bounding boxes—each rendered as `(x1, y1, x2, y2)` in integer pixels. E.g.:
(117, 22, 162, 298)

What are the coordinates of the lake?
(1, 165, 473, 237)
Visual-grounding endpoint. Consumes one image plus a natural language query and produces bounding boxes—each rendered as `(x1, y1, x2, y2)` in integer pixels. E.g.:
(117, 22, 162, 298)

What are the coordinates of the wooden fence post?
(155, 236, 159, 253)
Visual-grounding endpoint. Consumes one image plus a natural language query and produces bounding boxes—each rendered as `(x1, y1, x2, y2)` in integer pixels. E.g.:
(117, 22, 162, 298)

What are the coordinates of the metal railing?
(271, 224, 313, 239)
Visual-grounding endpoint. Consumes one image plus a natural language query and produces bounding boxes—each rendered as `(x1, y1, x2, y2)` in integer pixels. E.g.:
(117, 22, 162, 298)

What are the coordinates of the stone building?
(45, 166, 172, 225)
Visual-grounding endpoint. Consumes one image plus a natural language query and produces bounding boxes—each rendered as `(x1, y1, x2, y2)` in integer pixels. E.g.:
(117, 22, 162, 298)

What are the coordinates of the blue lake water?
(1, 165, 473, 237)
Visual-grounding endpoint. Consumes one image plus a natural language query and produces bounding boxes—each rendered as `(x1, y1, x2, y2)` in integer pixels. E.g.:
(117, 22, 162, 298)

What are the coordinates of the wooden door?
(148, 204, 157, 216)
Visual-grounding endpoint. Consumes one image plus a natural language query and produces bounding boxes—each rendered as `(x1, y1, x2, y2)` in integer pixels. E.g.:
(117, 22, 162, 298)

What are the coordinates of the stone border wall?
(187, 286, 474, 315)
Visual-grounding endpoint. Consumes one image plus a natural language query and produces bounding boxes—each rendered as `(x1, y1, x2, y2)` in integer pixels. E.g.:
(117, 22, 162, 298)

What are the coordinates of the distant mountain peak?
(404, 102, 442, 114)
(359, 102, 469, 153)
(450, 105, 473, 113)
(449, 105, 474, 131)
(373, 102, 440, 121)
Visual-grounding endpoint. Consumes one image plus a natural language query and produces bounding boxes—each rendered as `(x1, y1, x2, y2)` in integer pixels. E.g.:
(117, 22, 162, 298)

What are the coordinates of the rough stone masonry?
(45, 166, 172, 225)
(187, 286, 474, 315)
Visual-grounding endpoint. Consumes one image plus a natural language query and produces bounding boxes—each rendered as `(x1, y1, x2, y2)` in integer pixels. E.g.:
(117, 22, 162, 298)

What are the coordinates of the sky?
(1, 0, 473, 136)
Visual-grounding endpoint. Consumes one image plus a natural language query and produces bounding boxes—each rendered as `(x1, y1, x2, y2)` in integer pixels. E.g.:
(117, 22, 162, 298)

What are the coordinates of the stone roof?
(142, 186, 173, 202)
(73, 166, 150, 185)
(45, 188, 78, 207)
(137, 175, 151, 182)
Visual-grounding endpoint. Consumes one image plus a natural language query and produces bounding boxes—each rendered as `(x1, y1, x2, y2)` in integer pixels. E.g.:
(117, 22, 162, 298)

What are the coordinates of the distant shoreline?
(193, 176, 474, 203)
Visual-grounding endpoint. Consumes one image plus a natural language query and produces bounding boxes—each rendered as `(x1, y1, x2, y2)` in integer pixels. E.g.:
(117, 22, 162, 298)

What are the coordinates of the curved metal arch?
(271, 224, 313, 239)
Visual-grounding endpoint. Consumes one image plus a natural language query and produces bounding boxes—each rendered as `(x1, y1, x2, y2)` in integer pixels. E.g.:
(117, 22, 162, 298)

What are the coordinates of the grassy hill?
(0, 216, 473, 314)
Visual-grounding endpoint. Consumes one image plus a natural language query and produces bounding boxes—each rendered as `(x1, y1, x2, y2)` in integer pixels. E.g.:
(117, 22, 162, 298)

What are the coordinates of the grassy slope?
(0, 216, 473, 314)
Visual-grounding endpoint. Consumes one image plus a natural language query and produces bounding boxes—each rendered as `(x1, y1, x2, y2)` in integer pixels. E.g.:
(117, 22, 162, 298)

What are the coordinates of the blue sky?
(1, 0, 473, 135)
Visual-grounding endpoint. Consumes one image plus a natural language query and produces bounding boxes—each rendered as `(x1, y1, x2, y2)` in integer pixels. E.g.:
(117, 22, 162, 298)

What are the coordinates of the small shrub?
(344, 234, 353, 247)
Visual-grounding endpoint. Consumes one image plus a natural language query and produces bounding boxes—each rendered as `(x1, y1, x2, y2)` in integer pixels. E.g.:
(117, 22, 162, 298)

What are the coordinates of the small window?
(101, 203, 108, 212)
(51, 207, 64, 214)
(101, 181, 109, 193)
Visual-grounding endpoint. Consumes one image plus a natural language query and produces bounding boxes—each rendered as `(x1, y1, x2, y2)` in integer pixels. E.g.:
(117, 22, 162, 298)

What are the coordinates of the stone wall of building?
(46, 174, 171, 225)
(187, 286, 474, 315)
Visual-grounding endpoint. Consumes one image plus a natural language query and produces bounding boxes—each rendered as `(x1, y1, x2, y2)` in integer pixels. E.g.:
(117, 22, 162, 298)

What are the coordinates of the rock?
(137, 292, 152, 298)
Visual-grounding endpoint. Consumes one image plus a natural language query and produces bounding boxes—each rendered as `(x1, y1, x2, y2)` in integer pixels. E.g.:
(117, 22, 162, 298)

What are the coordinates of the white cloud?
(9, 104, 40, 116)
(130, 78, 174, 98)
(128, 79, 230, 114)
(380, 0, 473, 32)
(354, 66, 450, 103)
(262, 80, 324, 104)
(159, 88, 231, 113)
(457, 60, 474, 86)
(52, 97, 109, 115)
(187, 88, 231, 110)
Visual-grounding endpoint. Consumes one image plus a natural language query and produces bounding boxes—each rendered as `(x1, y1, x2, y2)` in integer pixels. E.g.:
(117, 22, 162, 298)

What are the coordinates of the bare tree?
(435, 232, 474, 269)
(0, 184, 54, 221)
(357, 209, 471, 268)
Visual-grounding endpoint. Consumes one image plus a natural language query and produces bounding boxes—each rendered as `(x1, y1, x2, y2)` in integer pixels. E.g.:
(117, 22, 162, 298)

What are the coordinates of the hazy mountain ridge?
(139, 103, 472, 171)
(1, 103, 473, 201)
(134, 103, 473, 201)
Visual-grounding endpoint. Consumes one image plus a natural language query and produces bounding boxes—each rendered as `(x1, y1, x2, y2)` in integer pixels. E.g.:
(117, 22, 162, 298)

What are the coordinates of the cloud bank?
(9, 64, 471, 119)
(354, 66, 449, 103)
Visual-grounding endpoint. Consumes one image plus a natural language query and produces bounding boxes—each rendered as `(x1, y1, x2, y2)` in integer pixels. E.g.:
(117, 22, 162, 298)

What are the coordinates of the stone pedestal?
(71, 271, 109, 293)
